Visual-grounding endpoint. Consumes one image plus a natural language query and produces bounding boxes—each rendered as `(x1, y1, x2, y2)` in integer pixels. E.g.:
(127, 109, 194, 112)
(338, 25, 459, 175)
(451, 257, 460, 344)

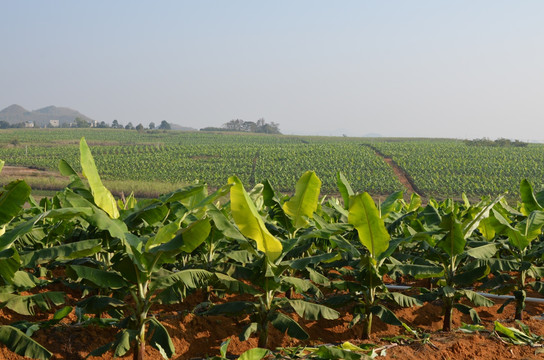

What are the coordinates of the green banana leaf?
(336, 172, 354, 209)
(287, 299, 340, 320)
(0, 180, 31, 226)
(438, 214, 465, 257)
(0, 325, 52, 360)
(520, 179, 543, 216)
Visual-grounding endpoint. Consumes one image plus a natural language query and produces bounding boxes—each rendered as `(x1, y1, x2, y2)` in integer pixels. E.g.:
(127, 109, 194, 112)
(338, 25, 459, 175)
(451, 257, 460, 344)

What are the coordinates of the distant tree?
(136, 123, 144, 132)
(125, 122, 134, 130)
(242, 121, 257, 132)
(158, 120, 171, 130)
(220, 118, 281, 134)
(74, 117, 90, 128)
(112, 119, 120, 128)
(464, 137, 528, 148)
(255, 118, 281, 134)
(223, 119, 245, 131)
(512, 139, 529, 147)
(149, 122, 155, 130)
(0, 120, 9, 129)
(97, 121, 109, 128)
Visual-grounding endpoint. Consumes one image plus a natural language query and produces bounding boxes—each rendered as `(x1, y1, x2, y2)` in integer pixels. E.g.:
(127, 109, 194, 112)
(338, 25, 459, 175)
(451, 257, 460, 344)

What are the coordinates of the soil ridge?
(364, 144, 424, 196)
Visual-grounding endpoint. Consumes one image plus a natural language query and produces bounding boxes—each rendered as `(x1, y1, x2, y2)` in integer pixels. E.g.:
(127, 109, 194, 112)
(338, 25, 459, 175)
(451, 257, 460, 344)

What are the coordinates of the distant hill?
(0, 104, 96, 127)
(170, 123, 197, 131)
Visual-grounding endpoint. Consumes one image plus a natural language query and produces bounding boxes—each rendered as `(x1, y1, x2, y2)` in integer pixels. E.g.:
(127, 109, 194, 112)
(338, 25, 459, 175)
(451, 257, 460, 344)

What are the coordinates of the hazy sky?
(2, 1, 543, 139)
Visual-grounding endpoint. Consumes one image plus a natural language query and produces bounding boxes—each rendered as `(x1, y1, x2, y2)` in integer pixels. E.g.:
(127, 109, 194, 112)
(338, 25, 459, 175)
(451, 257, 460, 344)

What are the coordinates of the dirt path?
(0, 165, 65, 180)
(364, 145, 423, 196)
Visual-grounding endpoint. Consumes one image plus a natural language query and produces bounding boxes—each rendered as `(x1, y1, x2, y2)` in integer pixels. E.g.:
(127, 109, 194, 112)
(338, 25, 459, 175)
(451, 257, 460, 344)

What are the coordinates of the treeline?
(0, 118, 172, 131)
(464, 138, 529, 147)
(201, 118, 281, 134)
(109, 119, 171, 131)
(0, 120, 27, 129)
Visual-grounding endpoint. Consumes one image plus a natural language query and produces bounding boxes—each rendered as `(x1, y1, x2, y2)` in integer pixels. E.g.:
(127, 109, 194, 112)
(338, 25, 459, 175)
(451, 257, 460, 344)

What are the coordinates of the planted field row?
(1, 139, 544, 359)
(368, 139, 544, 198)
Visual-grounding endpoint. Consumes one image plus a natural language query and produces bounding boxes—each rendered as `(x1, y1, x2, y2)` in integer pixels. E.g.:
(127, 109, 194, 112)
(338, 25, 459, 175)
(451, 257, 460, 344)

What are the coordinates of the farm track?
(363, 144, 423, 196)
(0, 165, 60, 178)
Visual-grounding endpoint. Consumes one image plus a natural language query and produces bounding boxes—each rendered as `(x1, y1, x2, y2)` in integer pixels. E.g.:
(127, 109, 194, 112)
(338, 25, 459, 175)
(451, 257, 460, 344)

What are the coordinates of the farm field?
(0, 129, 402, 197)
(1, 129, 543, 201)
(1, 138, 544, 359)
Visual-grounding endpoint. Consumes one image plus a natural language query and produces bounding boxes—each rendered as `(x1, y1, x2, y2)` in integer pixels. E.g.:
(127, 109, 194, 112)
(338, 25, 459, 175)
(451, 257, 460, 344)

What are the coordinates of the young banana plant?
(398, 196, 502, 331)
(58, 138, 215, 360)
(204, 176, 339, 349)
(480, 180, 544, 320)
(0, 160, 57, 360)
(345, 192, 422, 339)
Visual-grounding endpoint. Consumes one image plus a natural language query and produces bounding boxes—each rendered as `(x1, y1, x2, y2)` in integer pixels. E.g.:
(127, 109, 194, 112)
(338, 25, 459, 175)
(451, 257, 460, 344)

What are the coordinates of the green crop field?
(367, 139, 544, 198)
(0, 128, 543, 199)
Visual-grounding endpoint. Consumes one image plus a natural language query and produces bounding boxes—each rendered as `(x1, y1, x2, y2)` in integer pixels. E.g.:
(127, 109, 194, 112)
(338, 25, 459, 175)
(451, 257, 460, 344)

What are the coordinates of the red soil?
(2, 286, 544, 360)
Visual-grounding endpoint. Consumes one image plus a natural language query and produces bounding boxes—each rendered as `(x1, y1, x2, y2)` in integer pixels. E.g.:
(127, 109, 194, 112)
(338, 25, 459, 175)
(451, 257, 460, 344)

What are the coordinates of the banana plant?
(204, 176, 339, 349)
(340, 192, 421, 339)
(0, 159, 32, 283)
(399, 196, 502, 331)
(56, 138, 216, 359)
(479, 180, 544, 320)
(0, 160, 61, 360)
(68, 218, 213, 360)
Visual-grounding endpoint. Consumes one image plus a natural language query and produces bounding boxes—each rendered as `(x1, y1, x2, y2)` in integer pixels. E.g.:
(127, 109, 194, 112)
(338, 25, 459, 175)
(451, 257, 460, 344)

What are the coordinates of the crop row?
(368, 139, 544, 197)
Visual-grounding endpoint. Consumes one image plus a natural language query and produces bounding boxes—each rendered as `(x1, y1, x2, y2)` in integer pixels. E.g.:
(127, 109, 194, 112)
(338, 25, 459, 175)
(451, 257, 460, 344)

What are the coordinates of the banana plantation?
(1, 138, 544, 359)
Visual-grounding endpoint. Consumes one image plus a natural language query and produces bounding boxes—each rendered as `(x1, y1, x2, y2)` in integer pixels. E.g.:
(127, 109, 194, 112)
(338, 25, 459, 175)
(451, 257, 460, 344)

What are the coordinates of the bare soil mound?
(2, 288, 544, 360)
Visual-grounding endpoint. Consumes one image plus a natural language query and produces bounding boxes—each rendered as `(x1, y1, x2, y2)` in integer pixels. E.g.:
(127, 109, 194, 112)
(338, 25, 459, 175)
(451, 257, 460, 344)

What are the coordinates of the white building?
(49, 119, 60, 127)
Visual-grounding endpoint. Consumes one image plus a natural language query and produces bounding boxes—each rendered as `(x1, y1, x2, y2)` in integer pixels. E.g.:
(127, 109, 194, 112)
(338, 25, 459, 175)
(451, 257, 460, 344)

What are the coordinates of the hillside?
(0, 104, 96, 127)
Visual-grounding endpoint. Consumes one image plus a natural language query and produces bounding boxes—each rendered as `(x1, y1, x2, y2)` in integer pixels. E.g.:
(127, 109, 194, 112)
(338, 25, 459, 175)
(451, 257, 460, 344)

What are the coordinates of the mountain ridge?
(0, 104, 95, 127)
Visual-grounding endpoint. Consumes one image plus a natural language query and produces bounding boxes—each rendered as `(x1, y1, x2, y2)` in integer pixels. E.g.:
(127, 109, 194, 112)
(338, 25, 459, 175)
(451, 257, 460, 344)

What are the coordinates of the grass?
(0, 175, 192, 199)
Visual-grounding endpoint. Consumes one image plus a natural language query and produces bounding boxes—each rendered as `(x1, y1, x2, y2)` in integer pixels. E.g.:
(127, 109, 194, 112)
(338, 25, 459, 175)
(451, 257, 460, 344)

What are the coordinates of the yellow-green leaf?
(79, 138, 119, 219)
(283, 171, 321, 228)
(229, 176, 282, 261)
(348, 193, 390, 258)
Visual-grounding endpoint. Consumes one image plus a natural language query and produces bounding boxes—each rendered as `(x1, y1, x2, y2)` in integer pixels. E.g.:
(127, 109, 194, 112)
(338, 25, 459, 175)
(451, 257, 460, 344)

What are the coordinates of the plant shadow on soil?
(2, 286, 544, 360)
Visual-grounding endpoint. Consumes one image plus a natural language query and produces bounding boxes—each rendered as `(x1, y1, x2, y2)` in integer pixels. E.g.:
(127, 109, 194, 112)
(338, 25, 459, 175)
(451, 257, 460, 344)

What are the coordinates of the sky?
(1, 1, 543, 140)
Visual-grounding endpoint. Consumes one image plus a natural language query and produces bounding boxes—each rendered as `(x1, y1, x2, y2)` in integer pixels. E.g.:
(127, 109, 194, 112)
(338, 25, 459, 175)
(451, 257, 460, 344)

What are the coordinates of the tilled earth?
(2, 286, 544, 360)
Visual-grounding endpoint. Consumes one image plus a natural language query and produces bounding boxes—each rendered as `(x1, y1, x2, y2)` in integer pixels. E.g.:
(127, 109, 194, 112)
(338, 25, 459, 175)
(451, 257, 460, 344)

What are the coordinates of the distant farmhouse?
(25, 121, 34, 128)
(49, 119, 60, 127)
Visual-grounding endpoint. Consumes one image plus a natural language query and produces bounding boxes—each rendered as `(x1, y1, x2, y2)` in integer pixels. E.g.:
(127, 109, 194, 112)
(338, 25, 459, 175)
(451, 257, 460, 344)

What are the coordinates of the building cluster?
(22, 119, 99, 128)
